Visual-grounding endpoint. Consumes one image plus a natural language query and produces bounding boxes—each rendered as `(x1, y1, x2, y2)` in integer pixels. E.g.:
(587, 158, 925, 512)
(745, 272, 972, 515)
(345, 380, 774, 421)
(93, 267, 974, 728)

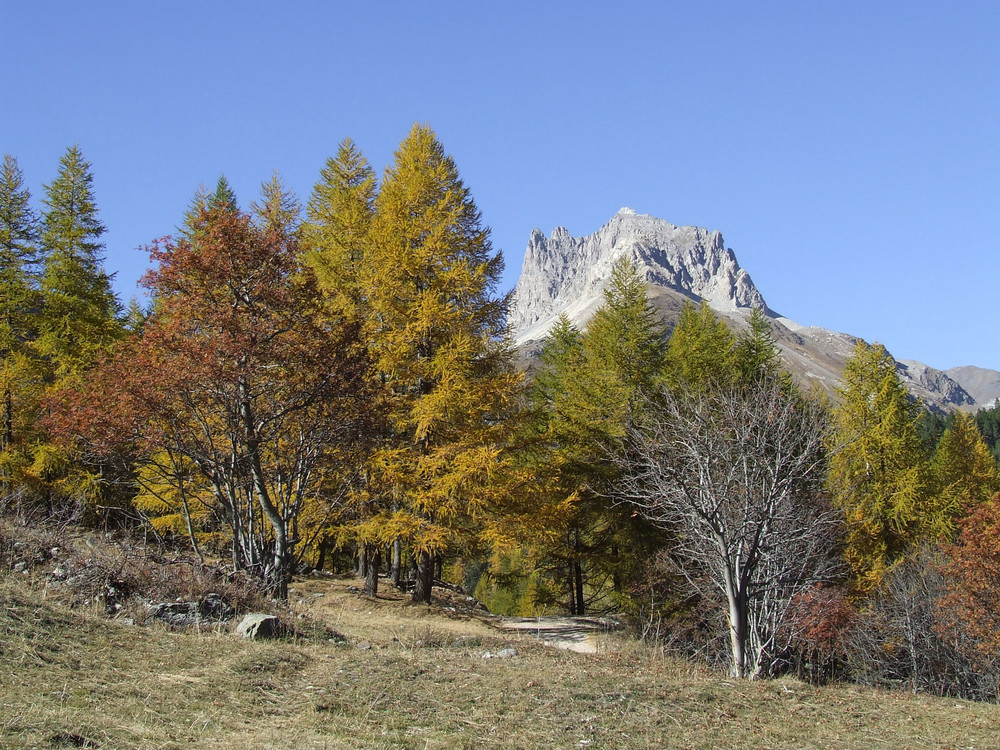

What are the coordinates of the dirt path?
(494, 615, 621, 653)
(288, 574, 621, 654)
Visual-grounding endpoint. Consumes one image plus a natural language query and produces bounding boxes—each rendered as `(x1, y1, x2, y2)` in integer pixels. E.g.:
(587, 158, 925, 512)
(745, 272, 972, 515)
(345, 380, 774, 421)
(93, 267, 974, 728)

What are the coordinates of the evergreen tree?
(916, 408, 950, 454)
(36, 146, 121, 378)
(931, 411, 999, 514)
(530, 314, 582, 413)
(363, 124, 518, 603)
(0, 155, 41, 458)
(530, 260, 668, 613)
(665, 300, 736, 389)
(251, 171, 301, 235)
(974, 402, 1000, 464)
(208, 175, 238, 213)
(735, 308, 784, 385)
(827, 341, 938, 590)
(302, 138, 376, 320)
(180, 176, 239, 239)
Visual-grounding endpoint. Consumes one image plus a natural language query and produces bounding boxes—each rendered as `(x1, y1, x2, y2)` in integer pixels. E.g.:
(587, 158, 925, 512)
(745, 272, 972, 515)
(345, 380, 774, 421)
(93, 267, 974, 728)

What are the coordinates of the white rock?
(235, 613, 282, 640)
(508, 210, 766, 345)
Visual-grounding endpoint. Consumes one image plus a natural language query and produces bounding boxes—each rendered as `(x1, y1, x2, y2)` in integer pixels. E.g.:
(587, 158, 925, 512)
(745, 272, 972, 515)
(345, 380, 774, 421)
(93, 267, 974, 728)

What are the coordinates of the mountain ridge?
(508, 209, 999, 413)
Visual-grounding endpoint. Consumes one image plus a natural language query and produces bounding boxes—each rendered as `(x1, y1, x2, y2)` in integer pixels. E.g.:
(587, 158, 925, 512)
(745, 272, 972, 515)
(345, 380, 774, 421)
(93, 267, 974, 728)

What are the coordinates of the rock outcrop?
(507, 209, 997, 413)
(146, 593, 234, 627)
(509, 208, 766, 345)
(945, 366, 1000, 408)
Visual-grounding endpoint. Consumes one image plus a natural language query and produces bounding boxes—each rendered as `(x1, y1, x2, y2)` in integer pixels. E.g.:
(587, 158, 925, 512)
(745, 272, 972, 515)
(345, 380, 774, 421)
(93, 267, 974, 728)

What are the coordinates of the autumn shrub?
(838, 543, 1000, 701)
(780, 583, 856, 683)
(621, 549, 731, 670)
(933, 496, 1000, 699)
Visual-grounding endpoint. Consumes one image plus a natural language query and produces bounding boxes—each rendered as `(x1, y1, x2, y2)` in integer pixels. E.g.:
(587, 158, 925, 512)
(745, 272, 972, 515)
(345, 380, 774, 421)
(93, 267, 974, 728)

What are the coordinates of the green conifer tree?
(36, 146, 121, 379)
(665, 300, 736, 389)
(180, 176, 239, 240)
(530, 259, 668, 613)
(734, 308, 783, 384)
(827, 341, 938, 590)
(0, 155, 42, 459)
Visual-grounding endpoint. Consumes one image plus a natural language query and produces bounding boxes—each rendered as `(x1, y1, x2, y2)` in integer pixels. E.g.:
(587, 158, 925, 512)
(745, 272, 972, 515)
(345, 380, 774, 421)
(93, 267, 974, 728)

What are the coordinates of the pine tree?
(180, 176, 239, 239)
(665, 300, 736, 389)
(302, 138, 376, 320)
(0, 155, 41, 459)
(363, 124, 518, 603)
(251, 172, 301, 235)
(530, 314, 582, 414)
(579, 257, 666, 417)
(528, 260, 668, 613)
(208, 175, 238, 213)
(735, 308, 784, 385)
(36, 146, 121, 378)
(827, 341, 937, 590)
(931, 411, 999, 515)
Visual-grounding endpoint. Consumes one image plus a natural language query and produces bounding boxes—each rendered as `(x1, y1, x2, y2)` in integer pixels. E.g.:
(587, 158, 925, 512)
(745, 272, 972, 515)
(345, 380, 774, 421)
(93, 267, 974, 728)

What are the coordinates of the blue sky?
(2, 1, 998, 370)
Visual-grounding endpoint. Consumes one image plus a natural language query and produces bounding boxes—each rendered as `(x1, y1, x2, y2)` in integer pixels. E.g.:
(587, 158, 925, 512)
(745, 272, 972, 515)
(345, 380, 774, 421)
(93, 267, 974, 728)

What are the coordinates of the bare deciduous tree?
(615, 379, 840, 678)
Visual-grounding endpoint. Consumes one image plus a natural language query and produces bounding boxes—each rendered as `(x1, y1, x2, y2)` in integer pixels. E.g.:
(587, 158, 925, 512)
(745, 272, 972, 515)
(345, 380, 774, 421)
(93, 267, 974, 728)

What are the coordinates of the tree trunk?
(573, 559, 585, 616)
(412, 550, 434, 603)
(572, 529, 585, 615)
(316, 537, 328, 572)
(726, 585, 748, 679)
(357, 544, 368, 578)
(391, 539, 403, 588)
(364, 544, 381, 597)
(567, 561, 576, 615)
(611, 542, 622, 593)
(239, 379, 290, 600)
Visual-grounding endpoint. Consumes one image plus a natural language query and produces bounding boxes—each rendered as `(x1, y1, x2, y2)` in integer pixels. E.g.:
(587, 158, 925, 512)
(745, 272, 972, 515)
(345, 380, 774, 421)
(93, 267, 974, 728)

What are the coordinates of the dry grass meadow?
(3, 559, 1000, 750)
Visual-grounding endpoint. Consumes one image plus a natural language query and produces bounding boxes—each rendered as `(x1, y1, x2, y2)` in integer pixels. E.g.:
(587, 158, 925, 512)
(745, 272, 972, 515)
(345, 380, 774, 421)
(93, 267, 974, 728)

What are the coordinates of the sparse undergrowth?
(2, 539, 1000, 749)
(0, 514, 278, 626)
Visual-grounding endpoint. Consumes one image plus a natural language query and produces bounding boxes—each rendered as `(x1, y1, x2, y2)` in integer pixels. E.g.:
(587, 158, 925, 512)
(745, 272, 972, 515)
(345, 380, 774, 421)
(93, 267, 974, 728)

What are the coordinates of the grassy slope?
(2, 574, 999, 749)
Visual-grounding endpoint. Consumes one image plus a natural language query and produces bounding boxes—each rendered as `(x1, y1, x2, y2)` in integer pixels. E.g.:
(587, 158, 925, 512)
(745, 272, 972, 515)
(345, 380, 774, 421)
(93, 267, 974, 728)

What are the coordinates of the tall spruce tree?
(363, 124, 518, 604)
(180, 176, 240, 240)
(533, 259, 668, 613)
(0, 155, 41, 459)
(36, 146, 120, 378)
(827, 341, 938, 590)
(734, 308, 785, 385)
(665, 301, 736, 389)
(931, 411, 999, 514)
(303, 138, 376, 320)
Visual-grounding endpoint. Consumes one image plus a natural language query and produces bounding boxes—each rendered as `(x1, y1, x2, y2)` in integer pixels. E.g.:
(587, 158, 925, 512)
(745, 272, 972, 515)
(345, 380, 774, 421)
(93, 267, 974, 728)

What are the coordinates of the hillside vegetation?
(4, 130, 1000, 702)
(3, 566, 999, 750)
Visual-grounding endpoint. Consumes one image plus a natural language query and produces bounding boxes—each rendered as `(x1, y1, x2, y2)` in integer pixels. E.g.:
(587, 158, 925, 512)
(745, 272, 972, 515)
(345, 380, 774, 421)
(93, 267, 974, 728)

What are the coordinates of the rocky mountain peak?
(506, 209, 1000, 413)
(508, 210, 767, 344)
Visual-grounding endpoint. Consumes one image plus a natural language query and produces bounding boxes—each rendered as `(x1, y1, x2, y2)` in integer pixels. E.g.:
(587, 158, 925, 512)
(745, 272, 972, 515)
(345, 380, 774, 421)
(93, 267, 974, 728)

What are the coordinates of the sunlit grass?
(3, 572, 999, 749)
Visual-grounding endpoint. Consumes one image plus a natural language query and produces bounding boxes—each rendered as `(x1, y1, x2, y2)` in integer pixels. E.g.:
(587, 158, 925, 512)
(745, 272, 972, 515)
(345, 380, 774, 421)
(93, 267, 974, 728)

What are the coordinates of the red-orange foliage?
(785, 583, 856, 660)
(48, 206, 375, 597)
(936, 493, 1000, 665)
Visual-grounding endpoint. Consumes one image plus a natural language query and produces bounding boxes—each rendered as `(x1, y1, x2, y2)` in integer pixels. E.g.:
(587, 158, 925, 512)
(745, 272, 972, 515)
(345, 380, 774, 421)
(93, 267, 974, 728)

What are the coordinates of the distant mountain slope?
(945, 366, 1000, 407)
(509, 209, 994, 413)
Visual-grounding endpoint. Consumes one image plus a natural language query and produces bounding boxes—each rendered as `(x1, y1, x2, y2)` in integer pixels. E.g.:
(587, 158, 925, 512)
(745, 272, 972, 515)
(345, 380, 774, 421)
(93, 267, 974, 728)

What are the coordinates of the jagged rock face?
(897, 360, 976, 412)
(507, 208, 998, 413)
(509, 208, 766, 344)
